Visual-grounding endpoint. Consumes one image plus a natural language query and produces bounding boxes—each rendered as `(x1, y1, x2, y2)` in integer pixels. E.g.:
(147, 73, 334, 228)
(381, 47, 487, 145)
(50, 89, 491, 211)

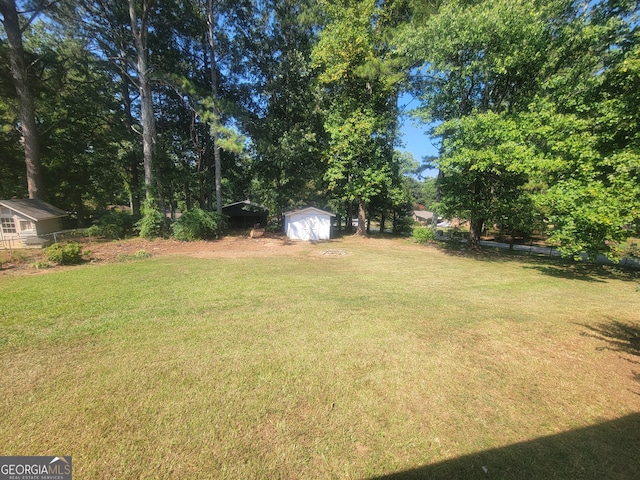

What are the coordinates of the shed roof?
(222, 200, 268, 212)
(0, 199, 67, 222)
(283, 206, 336, 217)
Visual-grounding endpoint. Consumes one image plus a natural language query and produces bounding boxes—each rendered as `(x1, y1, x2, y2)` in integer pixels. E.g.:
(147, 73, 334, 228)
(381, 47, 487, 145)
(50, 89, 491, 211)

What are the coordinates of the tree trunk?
(355, 198, 367, 236)
(129, 0, 157, 203)
(120, 69, 141, 215)
(206, 0, 223, 213)
(346, 201, 353, 233)
(432, 169, 443, 233)
(0, 0, 44, 199)
(468, 218, 484, 250)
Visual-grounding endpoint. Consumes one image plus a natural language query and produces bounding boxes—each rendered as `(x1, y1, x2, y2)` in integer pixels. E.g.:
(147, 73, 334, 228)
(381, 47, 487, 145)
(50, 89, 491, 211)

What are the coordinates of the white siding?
(286, 214, 331, 241)
(284, 208, 334, 241)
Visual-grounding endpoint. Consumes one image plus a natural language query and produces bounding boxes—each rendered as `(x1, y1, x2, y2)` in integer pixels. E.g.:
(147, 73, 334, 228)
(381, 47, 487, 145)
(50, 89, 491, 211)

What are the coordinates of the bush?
(31, 260, 51, 269)
(87, 210, 137, 239)
(45, 242, 87, 265)
(412, 226, 435, 244)
(393, 212, 415, 235)
(625, 241, 639, 259)
(137, 201, 168, 239)
(117, 249, 153, 262)
(172, 208, 225, 241)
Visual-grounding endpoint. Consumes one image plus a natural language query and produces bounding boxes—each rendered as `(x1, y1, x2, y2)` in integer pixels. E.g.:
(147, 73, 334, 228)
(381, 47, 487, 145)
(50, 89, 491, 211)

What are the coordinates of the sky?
(398, 94, 439, 178)
(399, 118, 439, 176)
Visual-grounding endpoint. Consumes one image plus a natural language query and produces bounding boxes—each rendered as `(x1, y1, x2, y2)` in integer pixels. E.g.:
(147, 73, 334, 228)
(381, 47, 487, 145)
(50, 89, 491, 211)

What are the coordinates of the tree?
(1, 3, 132, 221)
(0, 0, 46, 199)
(29, 27, 128, 222)
(128, 0, 158, 205)
(401, 0, 564, 247)
(64, 0, 146, 215)
(312, 0, 405, 236)
(435, 111, 537, 248)
(409, 0, 639, 258)
(230, 0, 326, 221)
(512, 0, 640, 260)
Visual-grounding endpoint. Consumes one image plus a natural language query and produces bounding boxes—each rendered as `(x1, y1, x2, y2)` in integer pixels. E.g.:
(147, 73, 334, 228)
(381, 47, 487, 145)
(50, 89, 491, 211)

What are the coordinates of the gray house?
(0, 199, 67, 248)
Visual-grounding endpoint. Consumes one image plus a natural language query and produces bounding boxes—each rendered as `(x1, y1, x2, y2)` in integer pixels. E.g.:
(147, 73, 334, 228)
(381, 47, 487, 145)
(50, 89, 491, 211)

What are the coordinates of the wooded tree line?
(1, 0, 638, 258)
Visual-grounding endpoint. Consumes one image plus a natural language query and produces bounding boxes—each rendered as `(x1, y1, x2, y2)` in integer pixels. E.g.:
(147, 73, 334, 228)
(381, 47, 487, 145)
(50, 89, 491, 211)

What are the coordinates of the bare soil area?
(0, 233, 309, 276)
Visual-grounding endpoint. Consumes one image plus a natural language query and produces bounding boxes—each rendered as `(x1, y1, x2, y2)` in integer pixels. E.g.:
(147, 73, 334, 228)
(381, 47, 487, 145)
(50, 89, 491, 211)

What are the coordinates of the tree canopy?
(0, 0, 637, 256)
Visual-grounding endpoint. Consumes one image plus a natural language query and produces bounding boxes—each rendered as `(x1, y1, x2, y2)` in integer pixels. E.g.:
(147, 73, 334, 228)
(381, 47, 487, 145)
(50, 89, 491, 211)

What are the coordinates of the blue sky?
(398, 94, 439, 177)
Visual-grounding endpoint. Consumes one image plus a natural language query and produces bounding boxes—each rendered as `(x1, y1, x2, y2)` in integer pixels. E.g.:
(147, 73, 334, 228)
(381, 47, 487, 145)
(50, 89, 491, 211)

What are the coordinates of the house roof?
(0, 199, 67, 222)
(413, 210, 434, 220)
(283, 206, 336, 217)
(221, 200, 268, 212)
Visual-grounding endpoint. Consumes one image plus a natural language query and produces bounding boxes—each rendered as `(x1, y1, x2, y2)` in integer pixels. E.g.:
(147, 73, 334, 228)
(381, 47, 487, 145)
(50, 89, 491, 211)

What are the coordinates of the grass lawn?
(1, 236, 639, 479)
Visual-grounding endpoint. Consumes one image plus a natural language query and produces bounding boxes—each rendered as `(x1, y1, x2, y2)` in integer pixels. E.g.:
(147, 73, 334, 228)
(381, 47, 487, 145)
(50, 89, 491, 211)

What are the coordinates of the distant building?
(0, 199, 67, 248)
(413, 210, 435, 224)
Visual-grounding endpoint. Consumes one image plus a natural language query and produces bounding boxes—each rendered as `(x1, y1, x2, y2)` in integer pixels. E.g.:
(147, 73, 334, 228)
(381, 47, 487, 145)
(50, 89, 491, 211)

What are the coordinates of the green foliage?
(312, 0, 406, 232)
(404, 0, 553, 122)
(172, 208, 225, 241)
(626, 241, 640, 260)
(412, 226, 434, 244)
(435, 111, 537, 245)
(542, 179, 634, 261)
(31, 260, 51, 269)
(87, 210, 137, 240)
(404, 0, 639, 258)
(136, 201, 167, 239)
(117, 249, 153, 262)
(22, 26, 128, 222)
(45, 242, 86, 265)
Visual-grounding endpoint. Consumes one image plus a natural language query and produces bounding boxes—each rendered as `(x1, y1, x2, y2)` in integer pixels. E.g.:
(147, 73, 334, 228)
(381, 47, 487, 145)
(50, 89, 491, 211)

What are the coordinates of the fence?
(436, 234, 640, 269)
(0, 229, 89, 251)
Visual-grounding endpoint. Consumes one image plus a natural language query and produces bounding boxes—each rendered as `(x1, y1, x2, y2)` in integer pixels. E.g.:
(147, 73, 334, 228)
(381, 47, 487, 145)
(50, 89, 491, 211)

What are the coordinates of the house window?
(19, 220, 34, 231)
(1, 217, 16, 234)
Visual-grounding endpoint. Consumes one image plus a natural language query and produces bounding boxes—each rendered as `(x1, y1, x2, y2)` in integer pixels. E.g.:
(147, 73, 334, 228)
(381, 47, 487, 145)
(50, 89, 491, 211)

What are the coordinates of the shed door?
(299, 215, 320, 241)
(286, 215, 320, 240)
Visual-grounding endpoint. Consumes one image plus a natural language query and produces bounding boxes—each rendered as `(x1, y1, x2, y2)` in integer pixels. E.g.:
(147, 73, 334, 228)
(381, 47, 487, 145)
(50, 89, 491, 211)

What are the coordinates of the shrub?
(87, 210, 137, 239)
(31, 260, 51, 269)
(172, 208, 225, 241)
(137, 201, 168, 239)
(45, 242, 87, 265)
(117, 249, 153, 262)
(393, 213, 415, 235)
(265, 218, 281, 233)
(625, 241, 639, 259)
(412, 226, 435, 244)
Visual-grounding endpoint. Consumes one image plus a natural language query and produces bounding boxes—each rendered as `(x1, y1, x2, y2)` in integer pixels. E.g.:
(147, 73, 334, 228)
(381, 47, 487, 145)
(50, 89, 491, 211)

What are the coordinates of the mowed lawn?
(1, 237, 639, 479)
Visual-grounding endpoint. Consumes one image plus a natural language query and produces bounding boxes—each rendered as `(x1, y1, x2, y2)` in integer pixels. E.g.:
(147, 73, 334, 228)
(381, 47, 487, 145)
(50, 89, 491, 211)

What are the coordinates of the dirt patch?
(0, 233, 306, 276)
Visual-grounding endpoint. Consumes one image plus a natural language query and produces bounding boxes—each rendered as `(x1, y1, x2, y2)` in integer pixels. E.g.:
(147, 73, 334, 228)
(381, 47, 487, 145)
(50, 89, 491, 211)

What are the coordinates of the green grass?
(1, 237, 639, 479)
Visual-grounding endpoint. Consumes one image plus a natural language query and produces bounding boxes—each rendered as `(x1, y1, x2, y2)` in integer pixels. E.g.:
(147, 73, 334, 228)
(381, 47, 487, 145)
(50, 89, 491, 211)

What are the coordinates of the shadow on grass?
(521, 265, 608, 283)
(368, 413, 640, 480)
(579, 320, 640, 358)
(578, 320, 640, 397)
(435, 242, 639, 283)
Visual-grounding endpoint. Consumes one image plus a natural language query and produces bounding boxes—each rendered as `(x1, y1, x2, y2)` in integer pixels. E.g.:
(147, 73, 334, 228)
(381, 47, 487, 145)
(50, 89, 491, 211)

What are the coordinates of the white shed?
(283, 207, 335, 241)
